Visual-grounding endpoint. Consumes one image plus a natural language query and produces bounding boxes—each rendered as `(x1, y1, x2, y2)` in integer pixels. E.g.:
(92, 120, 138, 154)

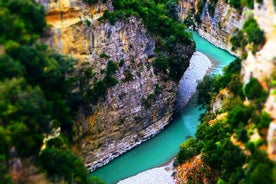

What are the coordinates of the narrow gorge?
(1, 0, 275, 184)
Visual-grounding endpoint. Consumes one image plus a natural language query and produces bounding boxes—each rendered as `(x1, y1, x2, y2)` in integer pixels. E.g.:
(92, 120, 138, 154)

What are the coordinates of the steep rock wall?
(38, 0, 194, 171)
(179, 0, 246, 52)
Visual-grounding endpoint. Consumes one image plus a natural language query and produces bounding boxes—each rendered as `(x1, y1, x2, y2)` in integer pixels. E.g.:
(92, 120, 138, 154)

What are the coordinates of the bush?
(176, 138, 199, 164)
(243, 17, 265, 47)
(227, 104, 253, 128)
(197, 75, 214, 107)
(142, 94, 155, 108)
(254, 112, 271, 133)
(83, 0, 98, 6)
(39, 148, 91, 184)
(106, 60, 118, 76)
(244, 78, 267, 100)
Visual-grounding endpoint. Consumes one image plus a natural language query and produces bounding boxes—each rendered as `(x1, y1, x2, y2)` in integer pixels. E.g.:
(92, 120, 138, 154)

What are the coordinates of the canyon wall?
(38, 0, 194, 171)
(179, 0, 246, 51)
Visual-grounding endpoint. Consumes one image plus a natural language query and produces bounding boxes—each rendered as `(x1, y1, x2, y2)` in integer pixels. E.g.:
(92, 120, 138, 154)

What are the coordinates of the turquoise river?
(90, 32, 236, 184)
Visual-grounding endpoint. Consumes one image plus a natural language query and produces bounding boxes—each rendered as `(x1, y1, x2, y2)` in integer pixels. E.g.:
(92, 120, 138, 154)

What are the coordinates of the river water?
(90, 32, 236, 184)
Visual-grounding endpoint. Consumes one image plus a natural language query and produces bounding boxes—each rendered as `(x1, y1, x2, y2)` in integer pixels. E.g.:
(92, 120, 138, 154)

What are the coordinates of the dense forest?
(0, 0, 104, 183)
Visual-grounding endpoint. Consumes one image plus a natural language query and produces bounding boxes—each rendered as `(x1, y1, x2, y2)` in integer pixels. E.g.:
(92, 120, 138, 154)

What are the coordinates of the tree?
(39, 148, 89, 183)
(176, 138, 199, 164)
(243, 17, 265, 46)
(244, 78, 266, 100)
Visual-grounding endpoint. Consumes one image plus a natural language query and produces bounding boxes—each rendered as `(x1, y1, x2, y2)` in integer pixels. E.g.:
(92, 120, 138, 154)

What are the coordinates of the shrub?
(106, 60, 118, 75)
(244, 78, 267, 101)
(122, 70, 134, 82)
(119, 59, 125, 67)
(197, 75, 214, 107)
(254, 112, 271, 133)
(243, 17, 265, 47)
(176, 138, 198, 164)
(99, 53, 110, 59)
(83, 0, 98, 6)
(227, 104, 253, 128)
(39, 148, 89, 183)
(142, 94, 155, 108)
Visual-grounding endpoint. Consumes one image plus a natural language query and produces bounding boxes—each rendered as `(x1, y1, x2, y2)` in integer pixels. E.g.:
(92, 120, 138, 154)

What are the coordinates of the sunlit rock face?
(179, 0, 246, 52)
(38, 0, 194, 171)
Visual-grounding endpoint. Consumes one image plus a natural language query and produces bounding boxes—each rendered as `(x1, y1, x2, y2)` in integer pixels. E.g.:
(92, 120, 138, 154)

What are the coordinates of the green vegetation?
(228, 0, 255, 11)
(122, 70, 134, 82)
(99, 0, 195, 82)
(142, 94, 155, 108)
(177, 57, 275, 183)
(244, 78, 268, 109)
(197, 58, 243, 108)
(231, 17, 265, 56)
(0, 0, 103, 183)
(83, 0, 98, 6)
(208, 0, 219, 17)
(195, 0, 207, 23)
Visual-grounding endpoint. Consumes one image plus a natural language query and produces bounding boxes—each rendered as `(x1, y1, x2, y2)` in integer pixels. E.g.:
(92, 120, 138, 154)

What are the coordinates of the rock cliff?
(181, 0, 276, 161)
(179, 0, 246, 51)
(38, 0, 194, 171)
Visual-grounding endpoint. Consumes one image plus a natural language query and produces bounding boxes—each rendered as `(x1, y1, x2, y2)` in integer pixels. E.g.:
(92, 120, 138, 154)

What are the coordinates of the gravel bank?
(117, 161, 175, 184)
(176, 51, 212, 111)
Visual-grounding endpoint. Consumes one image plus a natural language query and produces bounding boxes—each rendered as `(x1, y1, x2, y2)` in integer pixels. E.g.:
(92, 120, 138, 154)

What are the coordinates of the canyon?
(38, 0, 194, 171)
(37, 0, 276, 181)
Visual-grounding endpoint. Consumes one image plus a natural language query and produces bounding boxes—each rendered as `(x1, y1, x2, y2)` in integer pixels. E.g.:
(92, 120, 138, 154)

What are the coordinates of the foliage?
(88, 176, 105, 184)
(227, 104, 253, 128)
(197, 75, 214, 107)
(84, 61, 118, 104)
(208, 0, 219, 17)
(254, 112, 271, 134)
(244, 78, 263, 99)
(244, 78, 268, 109)
(230, 30, 247, 51)
(0, 0, 46, 44)
(122, 70, 134, 82)
(230, 17, 265, 54)
(39, 147, 93, 184)
(229, 0, 254, 11)
(142, 94, 155, 108)
(0, 0, 104, 183)
(176, 138, 199, 164)
(243, 17, 265, 47)
(197, 58, 243, 109)
(83, 0, 98, 6)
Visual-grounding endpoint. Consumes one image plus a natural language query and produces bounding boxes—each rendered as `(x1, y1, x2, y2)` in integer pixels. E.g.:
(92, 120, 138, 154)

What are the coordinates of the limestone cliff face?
(179, 0, 246, 51)
(38, 0, 194, 171)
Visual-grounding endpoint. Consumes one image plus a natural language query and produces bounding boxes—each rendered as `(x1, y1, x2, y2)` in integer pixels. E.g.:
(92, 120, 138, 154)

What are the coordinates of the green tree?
(176, 138, 199, 164)
(244, 78, 266, 100)
(243, 17, 265, 47)
(39, 148, 89, 183)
